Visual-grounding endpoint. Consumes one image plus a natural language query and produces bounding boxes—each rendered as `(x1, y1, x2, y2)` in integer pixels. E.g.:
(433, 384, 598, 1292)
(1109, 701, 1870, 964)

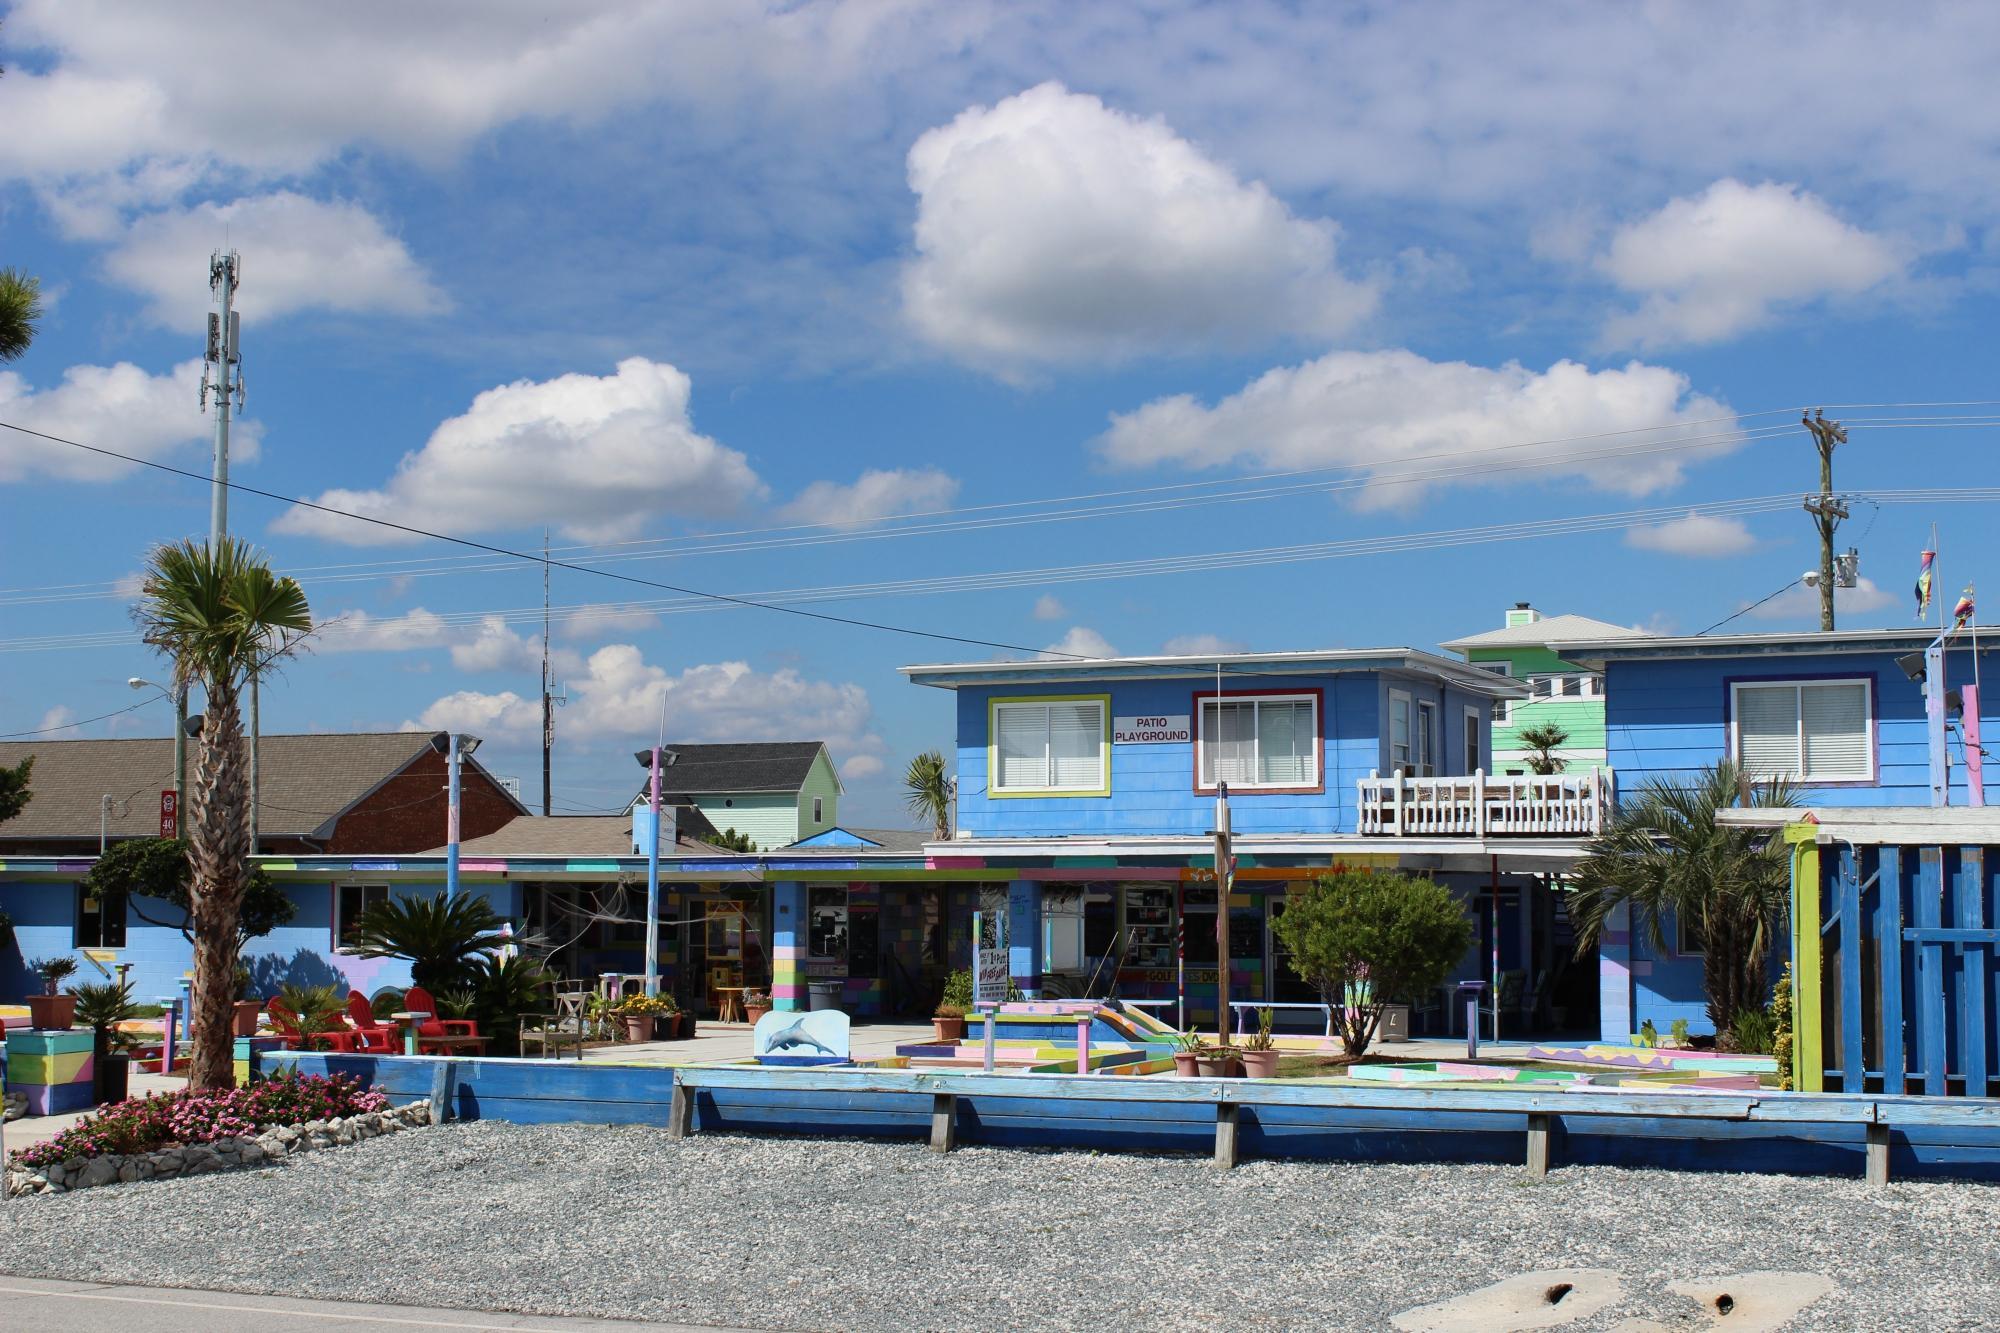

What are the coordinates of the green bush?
(1771, 962, 1795, 1090)
(1270, 871, 1473, 1057)
(1730, 1007, 1776, 1055)
(936, 968, 975, 1018)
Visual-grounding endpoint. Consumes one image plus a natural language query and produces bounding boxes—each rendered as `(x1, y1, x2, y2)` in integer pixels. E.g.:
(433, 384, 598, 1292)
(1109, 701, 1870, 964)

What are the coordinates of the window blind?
(1048, 702, 1104, 788)
(994, 700, 1104, 790)
(1801, 682, 1869, 778)
(1736, 680, 1870, 780)
(1736, 685, 1799, 777)
(1257, 699, 1313, 784)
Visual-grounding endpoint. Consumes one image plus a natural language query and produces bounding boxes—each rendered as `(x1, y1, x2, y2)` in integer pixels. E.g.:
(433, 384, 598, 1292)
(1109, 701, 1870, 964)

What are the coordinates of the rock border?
(4, 1102, 434, 1197)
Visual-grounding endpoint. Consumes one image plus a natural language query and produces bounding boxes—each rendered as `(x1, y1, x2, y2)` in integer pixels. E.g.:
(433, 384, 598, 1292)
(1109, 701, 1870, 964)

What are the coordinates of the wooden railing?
(1355, 768, 1613, 837)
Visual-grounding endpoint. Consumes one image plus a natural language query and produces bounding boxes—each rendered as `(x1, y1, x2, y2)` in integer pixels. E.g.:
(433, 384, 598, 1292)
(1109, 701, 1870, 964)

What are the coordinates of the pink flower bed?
(10, 1073, 390, 1169)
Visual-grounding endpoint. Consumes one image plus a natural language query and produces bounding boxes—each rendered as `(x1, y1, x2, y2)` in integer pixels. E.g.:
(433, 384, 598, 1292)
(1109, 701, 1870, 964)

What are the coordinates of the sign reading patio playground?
(1113, 714, 1190, 744)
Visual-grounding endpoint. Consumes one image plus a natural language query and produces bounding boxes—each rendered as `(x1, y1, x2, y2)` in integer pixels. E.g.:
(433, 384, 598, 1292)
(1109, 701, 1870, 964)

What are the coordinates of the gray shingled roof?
(431, 801, 726, 858)
(1438, 614, 1654, 651)
(634, 741, 829, 797)
(0, 732, 525, 842)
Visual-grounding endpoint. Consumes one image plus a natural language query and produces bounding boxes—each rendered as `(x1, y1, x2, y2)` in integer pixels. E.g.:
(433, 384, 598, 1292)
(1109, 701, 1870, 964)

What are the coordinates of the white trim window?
(1414, 700, 1438, 778)
(1464, 705, 1482, 774)
(993, 699, 1107, 792)
(1732, 679, 1873, 782)
(1389, 689, 1413, 773)
(1197, 694, 1319, 789)
(335, 883, 389, 951)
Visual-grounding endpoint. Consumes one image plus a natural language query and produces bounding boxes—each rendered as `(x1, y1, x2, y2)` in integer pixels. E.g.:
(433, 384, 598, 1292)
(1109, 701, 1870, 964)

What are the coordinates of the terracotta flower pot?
(622, 1014, 656, 1043)
(1172, 1051, 1200, 1078)
(233, 999, 263, 1038)
(1194, 1051, 1234, 1078)
(745, 1004, 773, 1028)
(933, 1014, 967, 1042)
(1240, 1049, 1280, 1079)
(26, 994, 76, 1030)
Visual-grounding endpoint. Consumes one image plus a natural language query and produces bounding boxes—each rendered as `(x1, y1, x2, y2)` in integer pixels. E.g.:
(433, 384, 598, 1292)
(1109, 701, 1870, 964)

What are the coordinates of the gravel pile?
(3, 1121, 1997, 1330)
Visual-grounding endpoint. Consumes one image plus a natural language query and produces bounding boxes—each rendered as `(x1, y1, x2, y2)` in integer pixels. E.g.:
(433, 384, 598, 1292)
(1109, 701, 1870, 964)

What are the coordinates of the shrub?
(1271, 871, 1473, 1057)
(1771, 962, 1795, 1090)
(10, 1073, 389, 1169)
(1730, 1007, 1776, 1055)
(936, 968, 974, 1018)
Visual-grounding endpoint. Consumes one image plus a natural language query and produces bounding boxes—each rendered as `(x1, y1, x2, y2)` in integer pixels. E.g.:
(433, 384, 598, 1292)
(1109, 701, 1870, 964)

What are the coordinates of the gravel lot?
(3, 1122, 1997, 1331)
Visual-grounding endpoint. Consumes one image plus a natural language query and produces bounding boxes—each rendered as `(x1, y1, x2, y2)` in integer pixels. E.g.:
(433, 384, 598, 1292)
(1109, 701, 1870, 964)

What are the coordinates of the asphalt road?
(0, 1277, 769, 1333)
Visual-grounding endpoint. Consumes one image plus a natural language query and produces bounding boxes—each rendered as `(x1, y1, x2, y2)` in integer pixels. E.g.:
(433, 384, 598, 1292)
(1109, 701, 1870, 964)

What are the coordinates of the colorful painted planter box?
(6, 1028, 96, 1116)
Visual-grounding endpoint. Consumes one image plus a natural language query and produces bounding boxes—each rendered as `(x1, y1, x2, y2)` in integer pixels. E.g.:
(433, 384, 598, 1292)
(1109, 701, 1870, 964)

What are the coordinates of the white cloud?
(1162, 633, 1247, 656)
(902, 82, 1374, 370)
(1625, 513, 1759, 558)
(449, 618, 544, 675)
(0, 358, 260, 483)
(1031, 594, 1068, 622)
(780, 468, 959, 528)
(313, 608, 549, 675)
(1100, 349, 1732, 508)
(36, 706, 80, 738)
(554, 604, 661, 641)
(273, 358, 764, 545)
(1597, 180, 1906, 348)
(840, 754, 885, 781)
(409, 646, 880, 757)
(102, 192, 447, 329)
(1746, 577, 1896, 622)
(1041, 626, 1118, 660)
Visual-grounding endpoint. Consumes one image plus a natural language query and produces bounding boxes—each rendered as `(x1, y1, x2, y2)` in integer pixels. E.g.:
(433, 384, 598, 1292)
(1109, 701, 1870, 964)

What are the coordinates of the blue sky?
(2, 2, 1997, 824)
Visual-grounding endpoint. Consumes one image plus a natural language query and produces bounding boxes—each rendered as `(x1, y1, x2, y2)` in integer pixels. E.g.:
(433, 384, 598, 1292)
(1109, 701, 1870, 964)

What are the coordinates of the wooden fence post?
(930, 1093, 958, 1153)
(428, 1060, 456, 1122)
(668, 1078, 694, 1140)
(1526, 1112, 1553, 1177)
(1866, 1122, 1891, 1188)
(1214, 1102, 1240, 1170)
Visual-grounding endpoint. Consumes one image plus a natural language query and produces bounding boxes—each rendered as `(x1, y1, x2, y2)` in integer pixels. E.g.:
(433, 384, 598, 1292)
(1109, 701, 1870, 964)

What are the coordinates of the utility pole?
(1213, 782, 1232, 1042)
(1802, 409, 1849, 631)
(540, 533, 564, 816)
(203, 251, 258, 849)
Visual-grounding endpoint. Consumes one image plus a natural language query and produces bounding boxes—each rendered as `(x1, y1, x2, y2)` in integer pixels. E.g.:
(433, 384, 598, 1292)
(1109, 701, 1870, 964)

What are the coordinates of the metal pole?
(173, 685, 187, 838)
(445, 736, 463, 899)
(100, 794, 110, 854)
(645, 745, 662, 996)
(207, 251, 238, 544)
(248, 673, 259, 855)
(1213, 783, 1231, 1042)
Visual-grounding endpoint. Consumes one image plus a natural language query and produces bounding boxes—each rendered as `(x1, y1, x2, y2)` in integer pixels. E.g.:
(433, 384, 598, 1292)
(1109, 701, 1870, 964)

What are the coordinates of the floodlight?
(1896, 652, 1927, 683)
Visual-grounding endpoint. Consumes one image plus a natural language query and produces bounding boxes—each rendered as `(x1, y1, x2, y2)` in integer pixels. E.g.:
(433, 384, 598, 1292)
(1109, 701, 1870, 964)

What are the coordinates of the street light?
(429, 732, 482, 899)
(129, 677, 191, 838)
(633, 746, 678, 997)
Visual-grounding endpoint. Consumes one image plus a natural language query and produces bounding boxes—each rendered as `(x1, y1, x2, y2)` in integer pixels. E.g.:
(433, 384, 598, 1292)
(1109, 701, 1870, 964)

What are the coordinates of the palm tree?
(135, 538, 311, 1088)
(347, 891, 512, 991)
(1567, 760, 1798, 1039)
(903, 749, 952, 840)
(0, 268, 41, 363)
(1516, 722, 1570, 775)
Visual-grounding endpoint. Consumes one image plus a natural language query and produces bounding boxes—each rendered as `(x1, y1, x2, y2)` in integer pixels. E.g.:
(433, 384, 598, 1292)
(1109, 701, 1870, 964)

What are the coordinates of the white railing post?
(1359, 771, 1376, 834)
(1391, 770, 1404, 836)
(1474, 768, 1486, 839)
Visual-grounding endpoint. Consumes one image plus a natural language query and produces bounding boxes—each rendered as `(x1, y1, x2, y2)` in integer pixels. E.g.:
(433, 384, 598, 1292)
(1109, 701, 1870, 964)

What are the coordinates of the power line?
(1696, 577, 1805, 636)
(0, 696, 159, 739)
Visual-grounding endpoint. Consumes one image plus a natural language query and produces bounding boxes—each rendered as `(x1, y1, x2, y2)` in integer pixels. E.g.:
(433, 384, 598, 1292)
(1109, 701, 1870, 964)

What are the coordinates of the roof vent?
(1505, 603, 1541, 627)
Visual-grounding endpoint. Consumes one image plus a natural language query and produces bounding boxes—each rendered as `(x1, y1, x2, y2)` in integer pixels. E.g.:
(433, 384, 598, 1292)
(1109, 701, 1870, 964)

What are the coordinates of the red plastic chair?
(403, 985, 485, 1054)
(267, 995, 364, 1053)
(341, 990, 400, 1053)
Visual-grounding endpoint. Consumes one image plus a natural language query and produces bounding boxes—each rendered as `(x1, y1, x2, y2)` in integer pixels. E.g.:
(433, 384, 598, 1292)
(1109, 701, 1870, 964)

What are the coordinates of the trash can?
(808, 981, 841, 1012)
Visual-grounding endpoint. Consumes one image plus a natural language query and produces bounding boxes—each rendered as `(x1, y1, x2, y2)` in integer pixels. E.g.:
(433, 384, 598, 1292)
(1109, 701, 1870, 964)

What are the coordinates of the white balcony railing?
(1355, 768, 1613, 838)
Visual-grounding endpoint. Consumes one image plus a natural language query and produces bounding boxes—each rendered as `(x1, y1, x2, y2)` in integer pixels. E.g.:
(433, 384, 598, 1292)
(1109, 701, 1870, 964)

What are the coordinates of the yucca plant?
(135, 537, 311, 1089)
(903, 749, 953, 840)
(346, 891, 511, 991)
(277, 983, 348, 1051)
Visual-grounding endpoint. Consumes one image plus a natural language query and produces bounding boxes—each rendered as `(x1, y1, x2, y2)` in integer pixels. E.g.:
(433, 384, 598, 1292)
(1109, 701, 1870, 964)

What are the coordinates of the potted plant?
(1194, 1043, 1241, 1078)
(1171, 1029, 1203, 1078)
(614, 993, 674, 1043)
(73, 978, 140, 1104)
(26, 956, 79, 1029)
(232, 963, 263, 1037)
(743, 989, 773, 1026)
(1239, 1008, 1280, 1078)
(933, 968, 973, 1042)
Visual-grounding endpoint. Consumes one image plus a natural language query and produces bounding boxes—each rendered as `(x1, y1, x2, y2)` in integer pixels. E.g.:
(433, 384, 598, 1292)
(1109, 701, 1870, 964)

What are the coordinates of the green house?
(1440, 603, 1652, 775)
(630, 742, 842, 851)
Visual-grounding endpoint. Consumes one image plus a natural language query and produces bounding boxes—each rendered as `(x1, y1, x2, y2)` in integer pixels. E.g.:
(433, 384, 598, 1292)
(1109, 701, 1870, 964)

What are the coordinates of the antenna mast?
(541, 532, 554, 816)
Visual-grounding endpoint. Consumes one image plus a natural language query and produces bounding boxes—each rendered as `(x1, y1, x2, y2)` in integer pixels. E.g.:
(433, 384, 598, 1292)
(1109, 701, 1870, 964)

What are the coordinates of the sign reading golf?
(1113, 713, 1190, 744)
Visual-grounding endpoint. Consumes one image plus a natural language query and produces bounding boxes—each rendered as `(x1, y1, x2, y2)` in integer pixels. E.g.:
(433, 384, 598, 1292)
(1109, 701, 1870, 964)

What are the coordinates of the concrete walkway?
(0, 1276, 766, 1332)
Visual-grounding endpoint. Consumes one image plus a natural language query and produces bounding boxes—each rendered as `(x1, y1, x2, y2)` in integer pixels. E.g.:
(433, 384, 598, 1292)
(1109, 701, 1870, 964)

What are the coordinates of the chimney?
(1505, 602, 1541, 628)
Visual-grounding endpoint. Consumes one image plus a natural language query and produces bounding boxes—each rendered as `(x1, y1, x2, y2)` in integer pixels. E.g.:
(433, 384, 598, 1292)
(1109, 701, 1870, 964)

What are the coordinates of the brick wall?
(320, 749, 520, 853)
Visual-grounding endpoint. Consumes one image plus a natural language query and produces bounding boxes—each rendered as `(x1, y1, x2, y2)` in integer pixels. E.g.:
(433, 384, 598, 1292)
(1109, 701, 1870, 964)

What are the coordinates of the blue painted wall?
(951, 673, 1489, 838)
(0, 877, 520, 1006)
(1604, 647, 2000, 806)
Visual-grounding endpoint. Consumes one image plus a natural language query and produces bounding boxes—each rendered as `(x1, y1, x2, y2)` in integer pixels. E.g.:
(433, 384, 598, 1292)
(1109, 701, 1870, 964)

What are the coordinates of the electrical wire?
(0, 696, 160, 738)
(1695, 577, 1806, 636)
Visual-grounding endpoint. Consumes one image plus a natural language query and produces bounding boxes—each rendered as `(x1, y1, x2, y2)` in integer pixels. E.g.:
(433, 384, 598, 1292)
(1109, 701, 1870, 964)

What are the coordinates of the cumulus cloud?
(1031, 594, 1068, 622)
(274, 358, 764, 545)
(1041, 626, 1118, 660)
(1745, 577, 1895, 623)
(102, 192, 447, 329)
(902, 82, 1374, 370)
(409, 646, 881, 757)
(313, 608, 550, 675)
(1625, 513, 1759, 558)
(1100, 349, 1732, 508)
(555, 604, 662, 641)
(36, 706, 81, 739)
(1597, 180, 1906, 348)
(1162, 633, 1248, 656)
(0, 358, 259, 483)
(780, 468, 959, 528)
(840, 754, 886, 781)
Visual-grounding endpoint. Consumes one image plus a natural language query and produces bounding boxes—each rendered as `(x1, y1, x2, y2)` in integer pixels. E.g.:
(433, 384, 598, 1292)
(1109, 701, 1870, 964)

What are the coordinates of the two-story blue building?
(1567, 625, 2000, 1041)
(900, 647, 1613, 1032)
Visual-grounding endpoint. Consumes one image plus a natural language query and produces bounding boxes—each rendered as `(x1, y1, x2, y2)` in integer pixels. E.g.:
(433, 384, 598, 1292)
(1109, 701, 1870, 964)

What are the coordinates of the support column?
(771, 881, 807, 1012)
(1007, 879, 1043, 998)
(1598, 901, 1633, 1044)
